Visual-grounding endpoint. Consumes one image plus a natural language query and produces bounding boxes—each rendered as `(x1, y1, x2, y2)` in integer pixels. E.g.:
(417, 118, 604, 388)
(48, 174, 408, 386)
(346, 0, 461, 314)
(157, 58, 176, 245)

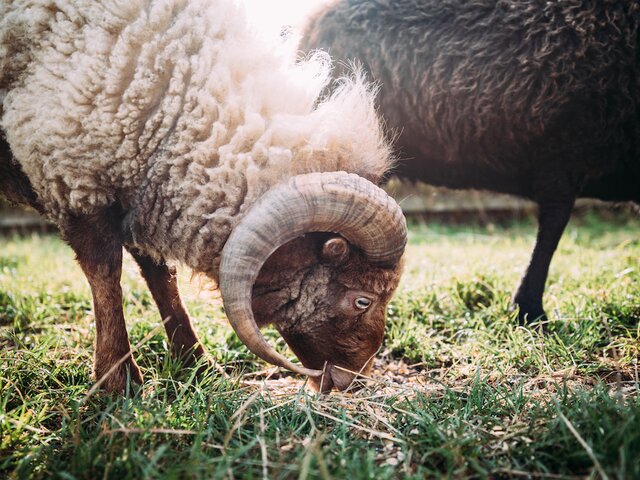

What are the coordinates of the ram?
(0, 0, 407, 394)
(301, 0, 640, 323)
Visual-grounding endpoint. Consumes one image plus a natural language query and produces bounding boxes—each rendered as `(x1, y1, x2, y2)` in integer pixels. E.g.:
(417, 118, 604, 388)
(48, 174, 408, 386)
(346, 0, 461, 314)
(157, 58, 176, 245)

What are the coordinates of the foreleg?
(63, 208, 142, 393)
(512, 200, 574, 324)
(127, 249, 207, 365)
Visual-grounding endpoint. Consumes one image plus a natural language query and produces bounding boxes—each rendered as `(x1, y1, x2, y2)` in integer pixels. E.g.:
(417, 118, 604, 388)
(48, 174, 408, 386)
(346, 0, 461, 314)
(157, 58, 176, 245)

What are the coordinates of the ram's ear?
(321, 236, 350, 263)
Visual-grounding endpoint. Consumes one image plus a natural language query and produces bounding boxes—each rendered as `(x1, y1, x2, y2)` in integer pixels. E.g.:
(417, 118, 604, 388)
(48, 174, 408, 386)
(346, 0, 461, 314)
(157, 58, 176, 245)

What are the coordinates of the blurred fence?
(385, 179, 536, 222)
(0, 180, 618, 235)
(0, 204, 56, 235)
(385, 179, 611, 223)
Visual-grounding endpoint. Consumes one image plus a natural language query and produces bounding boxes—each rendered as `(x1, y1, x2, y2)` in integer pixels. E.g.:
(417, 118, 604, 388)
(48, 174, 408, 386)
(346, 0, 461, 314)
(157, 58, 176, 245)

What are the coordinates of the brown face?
(251, 233, 402, 392)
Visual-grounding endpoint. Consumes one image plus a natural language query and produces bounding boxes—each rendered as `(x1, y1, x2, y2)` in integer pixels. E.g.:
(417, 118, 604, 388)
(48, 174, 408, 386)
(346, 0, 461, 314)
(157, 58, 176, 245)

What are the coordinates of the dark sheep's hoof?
(510, 299, 548, 330)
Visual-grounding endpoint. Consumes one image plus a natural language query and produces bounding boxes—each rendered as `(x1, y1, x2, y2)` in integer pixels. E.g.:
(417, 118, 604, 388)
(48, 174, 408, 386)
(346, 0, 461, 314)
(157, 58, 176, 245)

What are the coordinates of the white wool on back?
(0, 0, 391, 276)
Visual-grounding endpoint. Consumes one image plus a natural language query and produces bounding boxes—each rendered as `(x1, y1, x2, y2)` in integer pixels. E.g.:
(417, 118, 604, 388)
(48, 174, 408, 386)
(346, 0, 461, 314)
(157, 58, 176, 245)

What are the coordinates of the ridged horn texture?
(219, 171, 408, 376)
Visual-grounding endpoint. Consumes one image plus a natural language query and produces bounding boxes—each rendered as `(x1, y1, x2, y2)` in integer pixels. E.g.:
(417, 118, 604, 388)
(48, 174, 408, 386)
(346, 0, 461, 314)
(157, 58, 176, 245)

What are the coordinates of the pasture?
(0, 210, 638, 479)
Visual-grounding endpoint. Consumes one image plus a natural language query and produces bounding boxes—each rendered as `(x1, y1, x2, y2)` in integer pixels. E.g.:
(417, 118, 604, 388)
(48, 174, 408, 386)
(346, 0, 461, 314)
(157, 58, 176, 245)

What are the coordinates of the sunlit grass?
(1, 210, 638, 478)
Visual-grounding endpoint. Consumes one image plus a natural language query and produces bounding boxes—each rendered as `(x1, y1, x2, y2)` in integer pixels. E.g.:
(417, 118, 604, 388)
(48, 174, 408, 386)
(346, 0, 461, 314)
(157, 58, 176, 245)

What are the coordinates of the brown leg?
(126, 248, 207, 365)
(63, 207, 142, 394)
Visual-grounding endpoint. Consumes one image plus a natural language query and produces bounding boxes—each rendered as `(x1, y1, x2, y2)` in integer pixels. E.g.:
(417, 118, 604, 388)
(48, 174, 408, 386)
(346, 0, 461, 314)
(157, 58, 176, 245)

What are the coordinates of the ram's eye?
(354, 297, 372, 310)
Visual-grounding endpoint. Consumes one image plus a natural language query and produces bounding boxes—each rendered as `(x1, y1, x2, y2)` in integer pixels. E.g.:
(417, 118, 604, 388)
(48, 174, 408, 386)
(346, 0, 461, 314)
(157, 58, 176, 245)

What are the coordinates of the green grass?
(1, 211, 638, 479)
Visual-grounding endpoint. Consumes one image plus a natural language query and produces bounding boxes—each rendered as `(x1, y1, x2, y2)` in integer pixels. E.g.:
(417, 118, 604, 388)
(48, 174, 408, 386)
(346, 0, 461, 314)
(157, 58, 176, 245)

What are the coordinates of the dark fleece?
(301, 0, 640, 204)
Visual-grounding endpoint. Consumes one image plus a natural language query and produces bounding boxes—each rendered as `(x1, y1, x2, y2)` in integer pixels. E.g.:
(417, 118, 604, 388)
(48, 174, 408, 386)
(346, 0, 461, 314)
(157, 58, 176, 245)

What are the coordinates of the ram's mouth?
(309, 363, 358, 393)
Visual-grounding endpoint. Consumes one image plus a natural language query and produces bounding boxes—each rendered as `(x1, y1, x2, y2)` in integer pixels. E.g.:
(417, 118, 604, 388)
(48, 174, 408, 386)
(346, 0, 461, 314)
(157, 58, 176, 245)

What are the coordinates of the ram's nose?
(308, 364, 358, 393)
(329, 365, 359, 391)
(308, 364, 334, 393)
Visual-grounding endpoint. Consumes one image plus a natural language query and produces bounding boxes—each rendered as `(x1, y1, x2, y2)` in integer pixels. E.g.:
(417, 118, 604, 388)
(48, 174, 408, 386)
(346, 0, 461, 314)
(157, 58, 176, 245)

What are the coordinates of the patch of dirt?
(240, 357, 639, 401)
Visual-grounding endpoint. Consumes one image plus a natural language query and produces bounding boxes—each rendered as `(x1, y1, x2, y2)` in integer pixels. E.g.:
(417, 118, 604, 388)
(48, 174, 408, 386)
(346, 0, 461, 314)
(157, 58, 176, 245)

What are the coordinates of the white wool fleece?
(0, 0, 391, 277)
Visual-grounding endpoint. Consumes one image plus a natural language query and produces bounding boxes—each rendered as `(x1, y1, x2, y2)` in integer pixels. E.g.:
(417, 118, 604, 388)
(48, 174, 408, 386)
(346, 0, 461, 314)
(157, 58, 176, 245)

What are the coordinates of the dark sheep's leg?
(127, 249, 207, 366)
(63, 208, 142, 394)
(512, 200, 575, 325)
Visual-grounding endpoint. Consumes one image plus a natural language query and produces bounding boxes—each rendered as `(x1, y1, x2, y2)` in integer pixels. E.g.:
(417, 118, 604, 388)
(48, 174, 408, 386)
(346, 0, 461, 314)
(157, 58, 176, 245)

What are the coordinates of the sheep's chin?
(308, 364, 357, 393)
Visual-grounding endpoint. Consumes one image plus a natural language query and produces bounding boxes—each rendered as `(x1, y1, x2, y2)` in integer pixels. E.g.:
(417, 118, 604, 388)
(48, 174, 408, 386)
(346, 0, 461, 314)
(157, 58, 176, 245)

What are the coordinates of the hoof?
(94, 357, 143, 395)
(172, 342, 208, 365)
(170, 342, 213, 377)
(510, 298, 547, 328)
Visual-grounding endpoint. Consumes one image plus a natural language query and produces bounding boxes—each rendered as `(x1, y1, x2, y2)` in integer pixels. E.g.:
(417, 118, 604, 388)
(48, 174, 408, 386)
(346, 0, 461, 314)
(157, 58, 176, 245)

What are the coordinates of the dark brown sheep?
(301, 0, 640, 323)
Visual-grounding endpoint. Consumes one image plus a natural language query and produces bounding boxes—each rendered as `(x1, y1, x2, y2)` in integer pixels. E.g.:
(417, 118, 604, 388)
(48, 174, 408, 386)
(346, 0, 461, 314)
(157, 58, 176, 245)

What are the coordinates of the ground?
(0, 210, 638, 479)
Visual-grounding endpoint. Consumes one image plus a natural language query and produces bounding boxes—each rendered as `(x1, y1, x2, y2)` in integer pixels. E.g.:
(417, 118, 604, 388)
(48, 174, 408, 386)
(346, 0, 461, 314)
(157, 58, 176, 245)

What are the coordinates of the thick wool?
(301, 0, 640, 200)
(0, 0, 391, 277)
(300, 0, 640, 324)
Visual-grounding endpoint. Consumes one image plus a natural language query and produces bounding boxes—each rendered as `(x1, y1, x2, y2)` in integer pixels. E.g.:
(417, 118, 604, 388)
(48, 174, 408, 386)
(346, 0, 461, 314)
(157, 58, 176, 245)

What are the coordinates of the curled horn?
(219, 171, 407, 376)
